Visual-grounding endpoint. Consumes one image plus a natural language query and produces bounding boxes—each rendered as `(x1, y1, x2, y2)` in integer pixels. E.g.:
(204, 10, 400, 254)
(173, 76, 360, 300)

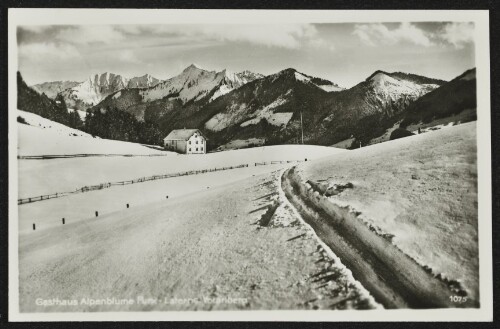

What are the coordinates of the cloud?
(115, 25, 143, 35)
(19, 25, 52, 33)
(117, 49, 142, 64)
(149, 24, 321, 49)
(28, 24, 329, 50)
(439, 22, 474, 48)
(56, 26, 126, 44)
(353, 23, 433, 47)
(18, 42, 80, 61)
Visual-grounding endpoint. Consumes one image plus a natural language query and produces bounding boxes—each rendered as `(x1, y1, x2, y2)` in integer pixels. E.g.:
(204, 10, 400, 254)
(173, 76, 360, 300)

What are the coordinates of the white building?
(163, 129, 207, 154)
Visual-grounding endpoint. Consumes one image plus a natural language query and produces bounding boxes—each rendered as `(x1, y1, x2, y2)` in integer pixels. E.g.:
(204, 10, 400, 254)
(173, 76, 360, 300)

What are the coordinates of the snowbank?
(296, 122, 479, 303)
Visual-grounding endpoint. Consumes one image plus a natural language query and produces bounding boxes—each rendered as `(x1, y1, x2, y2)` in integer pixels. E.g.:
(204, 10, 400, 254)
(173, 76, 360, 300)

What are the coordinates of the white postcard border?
(7, 8, 492, 322)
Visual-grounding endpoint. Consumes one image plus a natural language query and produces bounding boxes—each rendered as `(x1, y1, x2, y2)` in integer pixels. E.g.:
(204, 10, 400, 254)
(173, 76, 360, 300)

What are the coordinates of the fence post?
(95, 211, 98, 217)
(62, 218, 65, 225)
(33, 223, 36, 230)
(127, 203, 129, 208)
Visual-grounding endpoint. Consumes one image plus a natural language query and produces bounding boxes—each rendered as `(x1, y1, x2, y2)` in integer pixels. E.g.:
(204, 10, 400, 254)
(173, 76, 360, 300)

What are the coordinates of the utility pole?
(300, 111, 304, 144)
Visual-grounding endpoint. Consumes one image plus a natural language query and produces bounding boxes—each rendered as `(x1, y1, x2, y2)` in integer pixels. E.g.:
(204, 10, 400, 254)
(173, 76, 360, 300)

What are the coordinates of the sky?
(17, 22, 475, 88)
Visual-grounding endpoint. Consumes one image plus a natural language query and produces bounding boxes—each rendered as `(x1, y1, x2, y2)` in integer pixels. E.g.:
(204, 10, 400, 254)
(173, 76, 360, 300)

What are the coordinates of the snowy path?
(19, 169, 377, 312)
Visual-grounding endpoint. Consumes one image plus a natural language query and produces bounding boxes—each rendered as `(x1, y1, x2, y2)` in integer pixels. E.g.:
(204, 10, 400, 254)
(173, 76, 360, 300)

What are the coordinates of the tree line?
(83, 107, 163, 145)
(18, 72, 164, 146)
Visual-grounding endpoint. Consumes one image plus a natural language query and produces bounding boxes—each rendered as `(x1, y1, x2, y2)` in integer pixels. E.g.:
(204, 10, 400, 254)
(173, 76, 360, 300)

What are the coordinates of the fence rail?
(18, 160, 305, 206)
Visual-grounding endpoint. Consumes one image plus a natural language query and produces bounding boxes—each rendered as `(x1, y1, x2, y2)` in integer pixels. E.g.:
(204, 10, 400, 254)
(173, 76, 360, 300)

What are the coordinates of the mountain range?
(32, 72, 161, 111)
(22, 64, 477, 150)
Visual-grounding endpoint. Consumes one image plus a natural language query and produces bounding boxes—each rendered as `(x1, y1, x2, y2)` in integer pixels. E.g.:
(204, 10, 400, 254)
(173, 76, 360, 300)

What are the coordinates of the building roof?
(164, 129, 204, 141)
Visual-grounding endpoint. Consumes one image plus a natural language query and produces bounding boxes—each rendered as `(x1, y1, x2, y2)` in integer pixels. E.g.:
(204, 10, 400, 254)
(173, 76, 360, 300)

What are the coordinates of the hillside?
(93, 65, 265, 121)
(17, 109, 168, 157)
(295, 122, 478, 304)
(311, 71, 445, 146)
(201, 69, 445, 147)
(26, 66, 469, 151)
(17, 72, 83, 129)
(31, 80, 80, 99)
(400, 68, 477, 128)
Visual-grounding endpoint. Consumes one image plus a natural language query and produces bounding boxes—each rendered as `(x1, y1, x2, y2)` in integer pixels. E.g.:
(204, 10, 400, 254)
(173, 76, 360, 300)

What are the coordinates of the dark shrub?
(389, 128, 414, 141)
(17, 116, 28, 124)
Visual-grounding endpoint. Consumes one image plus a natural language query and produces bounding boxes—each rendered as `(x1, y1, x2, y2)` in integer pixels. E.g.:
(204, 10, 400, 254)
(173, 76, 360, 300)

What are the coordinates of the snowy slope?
(210, 70, 265, 101)
(203, 69, 340, 135)
(298, 122, 479, 302)
(367, 71, 440, 103)
(17, 109, 91, 137)
(60, 72, 128, 108)
(140, 64, 263, 104)
(17, 109, 169, 157)
(294, 72, 344, 92)
(31, 81, 80, 99)
(127, 74, 160, 88)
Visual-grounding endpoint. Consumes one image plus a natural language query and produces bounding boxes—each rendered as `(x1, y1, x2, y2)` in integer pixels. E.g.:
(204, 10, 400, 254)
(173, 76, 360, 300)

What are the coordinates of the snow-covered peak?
(222, 70, 264, 89)
(85, 72, 128, 91)
(137, 65, 265, 104)
(294, 72, 311, 82)
(365, 70, 441, 102)
(127, 74, 160, 88)
(140, 65, 224, 103)
(182, 63, 204, 73)
(369, 71, 401, 88)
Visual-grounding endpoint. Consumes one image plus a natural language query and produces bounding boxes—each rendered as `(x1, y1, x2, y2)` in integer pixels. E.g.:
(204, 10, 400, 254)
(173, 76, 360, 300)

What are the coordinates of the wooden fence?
(18, 160, 305, 206)
(19, 163, 252, 205)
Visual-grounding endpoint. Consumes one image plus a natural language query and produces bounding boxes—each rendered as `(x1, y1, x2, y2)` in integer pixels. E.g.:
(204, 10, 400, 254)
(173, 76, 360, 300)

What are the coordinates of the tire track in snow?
(274, 168, 382, 310)
(280, 166, 463, 309)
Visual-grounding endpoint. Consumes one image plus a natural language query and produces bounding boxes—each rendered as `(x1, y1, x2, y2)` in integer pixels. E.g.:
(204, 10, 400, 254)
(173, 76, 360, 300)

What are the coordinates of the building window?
(201, 147, 204, 151)
(196, 148, 198, 151)
(196, 140, 198, 144)
(189, 148, 191, 152)
(189, 141, 191, 144)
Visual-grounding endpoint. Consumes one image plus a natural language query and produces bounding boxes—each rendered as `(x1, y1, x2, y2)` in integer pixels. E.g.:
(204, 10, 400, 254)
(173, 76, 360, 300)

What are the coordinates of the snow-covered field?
(18, 145, 345, 198)
(297, 122, 478, 302)
(19, 167, 377, 312)
(17, 110, 170, 156)
(18, 164, 285, 234)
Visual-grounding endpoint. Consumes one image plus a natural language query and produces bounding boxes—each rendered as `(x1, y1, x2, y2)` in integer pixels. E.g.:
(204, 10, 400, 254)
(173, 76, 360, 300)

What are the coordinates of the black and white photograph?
(7, 9, 492, 322)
